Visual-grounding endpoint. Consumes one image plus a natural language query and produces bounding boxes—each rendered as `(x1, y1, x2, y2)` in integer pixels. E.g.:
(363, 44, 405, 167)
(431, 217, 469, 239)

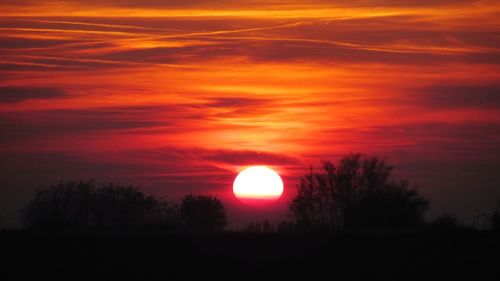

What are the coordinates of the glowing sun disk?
(233, 166, 284, 204)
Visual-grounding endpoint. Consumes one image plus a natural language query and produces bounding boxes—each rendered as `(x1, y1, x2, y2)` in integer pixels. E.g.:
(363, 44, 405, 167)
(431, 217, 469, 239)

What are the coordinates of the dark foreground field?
(2, 230, 499, 280)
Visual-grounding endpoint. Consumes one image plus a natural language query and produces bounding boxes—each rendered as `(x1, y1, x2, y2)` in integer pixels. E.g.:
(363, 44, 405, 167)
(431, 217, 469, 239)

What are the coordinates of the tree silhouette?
(180, 194, 227, 232)
(289, 154, 429, 231)
(24, 180, 178, 230)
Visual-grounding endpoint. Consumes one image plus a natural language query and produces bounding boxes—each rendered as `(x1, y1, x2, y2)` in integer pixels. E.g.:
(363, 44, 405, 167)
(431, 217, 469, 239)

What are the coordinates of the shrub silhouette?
(492, 200, 500, 231)
(180, 194, 227, 232)
(289, 154, 429, 231)
(431, 213, 460, 231)
(24, 180, 178, 230)
(244, 220, 275, 233)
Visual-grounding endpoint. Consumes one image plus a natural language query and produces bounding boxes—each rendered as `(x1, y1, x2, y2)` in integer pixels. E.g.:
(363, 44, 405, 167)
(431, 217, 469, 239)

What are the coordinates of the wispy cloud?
(0, 87, 67, 103)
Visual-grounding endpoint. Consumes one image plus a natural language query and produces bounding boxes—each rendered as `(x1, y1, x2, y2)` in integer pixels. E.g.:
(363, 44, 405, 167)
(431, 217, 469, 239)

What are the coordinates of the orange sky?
(1, 0, 500, 227)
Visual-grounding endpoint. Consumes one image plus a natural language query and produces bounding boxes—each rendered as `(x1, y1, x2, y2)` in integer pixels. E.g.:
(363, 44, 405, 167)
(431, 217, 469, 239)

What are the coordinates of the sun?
(233, 166, 284, 206)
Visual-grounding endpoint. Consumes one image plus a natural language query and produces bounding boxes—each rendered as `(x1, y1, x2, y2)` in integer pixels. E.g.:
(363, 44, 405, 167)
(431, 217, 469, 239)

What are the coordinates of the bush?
(491, 201, 500, 231)
(431, 214, 460, 231)
(180, 194, 227, 232)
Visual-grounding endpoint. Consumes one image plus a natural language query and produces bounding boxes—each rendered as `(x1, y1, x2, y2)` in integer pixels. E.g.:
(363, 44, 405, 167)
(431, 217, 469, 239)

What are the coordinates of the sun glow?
(233, 166, 284, 205)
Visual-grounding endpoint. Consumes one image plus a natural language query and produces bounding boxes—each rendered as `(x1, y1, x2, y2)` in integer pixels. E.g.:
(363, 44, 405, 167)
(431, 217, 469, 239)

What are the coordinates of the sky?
(1, 0, 500, 228)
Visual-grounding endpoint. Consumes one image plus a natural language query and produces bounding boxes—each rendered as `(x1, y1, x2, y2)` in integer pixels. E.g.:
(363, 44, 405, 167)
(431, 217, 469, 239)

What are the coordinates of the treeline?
(24, 181, 227, 232)
(245, 154, 500, 233)
(20, 154, 500, 233)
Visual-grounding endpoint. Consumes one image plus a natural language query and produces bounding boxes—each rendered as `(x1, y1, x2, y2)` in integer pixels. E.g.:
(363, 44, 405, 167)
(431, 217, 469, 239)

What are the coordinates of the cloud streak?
(0, 87, 67, 103)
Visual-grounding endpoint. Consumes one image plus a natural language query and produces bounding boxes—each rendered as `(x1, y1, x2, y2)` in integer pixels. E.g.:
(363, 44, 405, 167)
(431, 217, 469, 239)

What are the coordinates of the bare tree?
(290, 154, 429, 231)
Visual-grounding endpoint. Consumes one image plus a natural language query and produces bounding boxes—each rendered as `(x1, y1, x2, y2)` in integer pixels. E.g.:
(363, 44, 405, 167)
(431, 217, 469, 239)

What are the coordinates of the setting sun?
(233, 166, 284, 206)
